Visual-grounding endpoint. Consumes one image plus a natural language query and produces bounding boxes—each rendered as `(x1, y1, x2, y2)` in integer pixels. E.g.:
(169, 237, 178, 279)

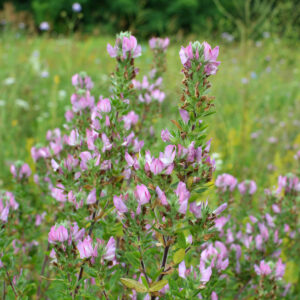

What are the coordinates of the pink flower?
(199, 261, 212, 283)
(135, 184, 151, 205)
(179, 109, 190, 123)
(97, 97, 111, 113)
(87, 188, 97, 205)
(113, 195, 128, 213)
(203, 41, 220, 75)
(68, 129, 80, 146)
(179, 42, 194, 66)
(149, 37, 169, 51)
(48, 225, 68, 244)
(161, 129, 171, 142)
(107, 43, 118, 57)
(254, 260, 272, 276)
(51, 184, 67, 202)
(215, 174, 237, 192)
(178, 261, 186, 278)
(101, 133, 112, 152)
(213, 203, 227, 216)
(125, 152, 139, 170)
(149, 158, 164, 175)
(123, 111, 139, 130)
(175, 182, 190, 214)
(77, 236, 98, 259)
(103, 237, 116, 261)
(275, 259, 285, 279)
(190, 201, 203, 218)
(156, 186, 168, 206)
(159, 145, 176, 166)
(0, 202, 9, 223)
(238, 180, 257, 195)
(211, 292, 218, 300)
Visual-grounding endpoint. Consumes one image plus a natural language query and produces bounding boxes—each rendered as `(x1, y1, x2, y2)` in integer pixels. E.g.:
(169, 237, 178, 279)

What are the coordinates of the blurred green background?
(0, 0, 300, 192)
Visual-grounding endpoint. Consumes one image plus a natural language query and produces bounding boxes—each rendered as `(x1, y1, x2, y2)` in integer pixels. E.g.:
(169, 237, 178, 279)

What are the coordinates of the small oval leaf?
(149, 279, 168, 292)
(173, 248, 185, 264)
(120, 278, 147, 293)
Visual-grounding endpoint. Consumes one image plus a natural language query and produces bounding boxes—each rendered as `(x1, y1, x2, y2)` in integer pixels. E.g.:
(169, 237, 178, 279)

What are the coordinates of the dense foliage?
(1, 0, 300, 39)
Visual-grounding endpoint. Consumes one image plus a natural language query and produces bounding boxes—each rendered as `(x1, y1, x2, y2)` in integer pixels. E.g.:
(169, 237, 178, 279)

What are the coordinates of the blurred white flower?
(221, 32, 234, 42)
(255, 41, 262, 47)
(268, 137, 278, 144)
(0, 99, 6, 106)
(72, 3, 82, 12)
(241, 78, 249, 84)
(40, 22, 50, 31)
(58, 90, 67, 100)
(263, 32, 270, 39)
(16, 99, 29, 110)
(3, 77, 15, 85)
(41, 70, 49, 78)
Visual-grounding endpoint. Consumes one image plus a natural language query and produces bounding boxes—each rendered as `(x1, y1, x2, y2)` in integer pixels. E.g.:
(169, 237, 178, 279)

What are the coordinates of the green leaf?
(173, 248, 185, 264)
(120, 278, 147, 293)
(149, 279, 168, 292)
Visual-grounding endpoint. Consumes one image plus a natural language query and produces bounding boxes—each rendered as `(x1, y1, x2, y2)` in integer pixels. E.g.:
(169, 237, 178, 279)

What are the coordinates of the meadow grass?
(0, 34, 299, 191)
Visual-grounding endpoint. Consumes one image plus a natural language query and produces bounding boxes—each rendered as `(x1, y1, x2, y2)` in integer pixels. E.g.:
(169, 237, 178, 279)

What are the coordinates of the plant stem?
(151, 239, 170, 300)
(37, 242, 50, 299)
(5, 268, 18, 298)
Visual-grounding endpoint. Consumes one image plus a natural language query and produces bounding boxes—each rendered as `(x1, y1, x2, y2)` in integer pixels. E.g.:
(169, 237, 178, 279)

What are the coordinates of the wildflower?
(39, 22, 50, 31)
(103, 237, 116, 261)
(254, 260, 272, 276)
(238, 180, 257, 195)
(135, 184, 151, 205)
(156, 186, 168, 206)
(48, 225, 68, 244)
(161, 129, 171, 142)
(149, 37, 170, 51)
(97, 96, 111, 113)
(107, 32, 141, 59)
(86, 188, 97, 205)
(113, 195, 128, 213)
(72, 3, 82, 12)
(77, 236, 98, 259)
(215, 174, 237, 192)
(175, 182, 190, 214)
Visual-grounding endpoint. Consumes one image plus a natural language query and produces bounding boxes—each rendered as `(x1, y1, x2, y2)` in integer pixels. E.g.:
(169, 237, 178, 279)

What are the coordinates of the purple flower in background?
(72, 3, 82, 12)
(215, 173, 237, 193)
(40, 22, 50, 31)
(254, 260, 272, 276)
(238, 180, 257, 195)
(161, 129, 171, 142)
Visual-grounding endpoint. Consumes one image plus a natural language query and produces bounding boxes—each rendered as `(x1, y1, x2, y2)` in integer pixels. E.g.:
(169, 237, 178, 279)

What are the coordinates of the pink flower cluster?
(149, 37, 170, 51)
(0, 191, 18, 223)
(107, 32, 142, 59)
(179, 41, 220, 75)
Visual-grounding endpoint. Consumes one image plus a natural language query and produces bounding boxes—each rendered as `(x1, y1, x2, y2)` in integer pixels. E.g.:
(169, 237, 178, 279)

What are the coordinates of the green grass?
(0, 34, 299, 190)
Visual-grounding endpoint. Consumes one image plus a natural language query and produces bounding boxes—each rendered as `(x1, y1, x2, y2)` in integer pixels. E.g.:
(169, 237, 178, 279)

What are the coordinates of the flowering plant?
(1, 32, 298, 299)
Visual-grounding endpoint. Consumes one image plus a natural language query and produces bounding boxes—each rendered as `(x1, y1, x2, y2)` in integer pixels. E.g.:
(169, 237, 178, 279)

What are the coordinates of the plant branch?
(5, 267, 18, 298)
